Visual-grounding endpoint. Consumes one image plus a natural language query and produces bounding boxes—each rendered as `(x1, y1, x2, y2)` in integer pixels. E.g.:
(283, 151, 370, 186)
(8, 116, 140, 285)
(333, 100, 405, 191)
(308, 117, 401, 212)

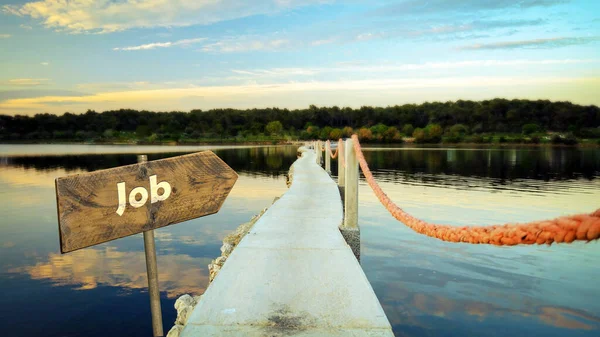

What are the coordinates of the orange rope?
(350, 135, 600, 245)
(328, 140, 339, 159)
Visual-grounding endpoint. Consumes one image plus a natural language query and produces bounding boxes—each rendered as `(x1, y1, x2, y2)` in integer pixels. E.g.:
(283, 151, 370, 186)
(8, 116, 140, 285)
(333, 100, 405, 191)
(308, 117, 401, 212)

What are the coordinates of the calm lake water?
(1, 144, 599, 337)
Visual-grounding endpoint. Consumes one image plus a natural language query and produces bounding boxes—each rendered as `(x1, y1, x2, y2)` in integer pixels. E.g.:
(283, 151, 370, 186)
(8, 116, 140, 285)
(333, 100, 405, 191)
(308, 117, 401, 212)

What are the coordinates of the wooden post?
(325, 141, 331, 173)
(144, 229, 163, 337)
(341, 138, 360, 260)
(344, 139, 358, 229)
(338, 140, 345, 187)
(319, 140, 322, 165)
(138, 155, 164, 337)
(316, 140, 321, 165)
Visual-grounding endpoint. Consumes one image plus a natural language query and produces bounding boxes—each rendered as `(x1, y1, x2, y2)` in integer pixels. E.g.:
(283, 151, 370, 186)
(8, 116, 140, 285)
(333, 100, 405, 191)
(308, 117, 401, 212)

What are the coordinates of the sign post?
(55, 151, 238, 336)
(137, 155, 163, 337)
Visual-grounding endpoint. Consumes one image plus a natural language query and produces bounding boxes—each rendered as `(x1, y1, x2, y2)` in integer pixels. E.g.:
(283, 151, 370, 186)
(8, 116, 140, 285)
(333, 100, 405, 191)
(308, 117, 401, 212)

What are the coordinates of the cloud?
(356, 32, 384, 41)
(231, 68, 320, 77)
(0, 89, 87, 102)
(114, 36, 294, 53)
(113, 37, 206, 51)
(311, 38, 336, 46)
(5, 78, 50, 86)
(75, 81, 156, 91)
(309, 18, 546, 47)
(373, 0, 569, 16)
(40, 62, 49, 66)
(230, 59, 599, 78)
(201, 38, 291, 53)
(1, 75, 598, 115)
(0, 34, 11, 38)
(372, 19, 544, 41)
(470, 19, 545, 30)
(460, 36, 600, 50)
(20, 24, 33, 30)
(2, 0, 328, 34)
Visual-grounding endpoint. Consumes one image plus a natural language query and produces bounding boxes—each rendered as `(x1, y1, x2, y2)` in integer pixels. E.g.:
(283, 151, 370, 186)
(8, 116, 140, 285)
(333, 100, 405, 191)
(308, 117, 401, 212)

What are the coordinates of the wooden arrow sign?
(55, 151, 238, 253)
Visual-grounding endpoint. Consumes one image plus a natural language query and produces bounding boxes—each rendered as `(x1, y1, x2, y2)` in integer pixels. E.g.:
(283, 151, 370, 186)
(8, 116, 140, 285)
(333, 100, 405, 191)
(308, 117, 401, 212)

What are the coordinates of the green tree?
(413, 128, 426, 143)
(2, 100, 599, 144)
(449, 124, 468, 137)
(320, 126, 333, 140)
(103, 129, 114, 139)
(357, 128, 373, 141)
(329, 128, 343, 140)
(136, 125, 151, 138)
(369, 123, 388, 136)
(383, 126, 401, 142)
(265, 120, 283, 136)
(522, 123, 541, 135)
(213, 122, 225, 138)
(425, 124, 443, 143)
(307, 125, 320, 139)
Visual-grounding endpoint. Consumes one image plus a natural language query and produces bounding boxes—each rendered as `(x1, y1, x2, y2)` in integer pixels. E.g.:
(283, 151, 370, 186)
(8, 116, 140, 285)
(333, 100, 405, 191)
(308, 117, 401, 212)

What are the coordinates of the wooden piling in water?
(341, 138, 360, 260)
(325, 141, 331, 173)
(344, 138, 358, 229)
(338, 140, 345, 188)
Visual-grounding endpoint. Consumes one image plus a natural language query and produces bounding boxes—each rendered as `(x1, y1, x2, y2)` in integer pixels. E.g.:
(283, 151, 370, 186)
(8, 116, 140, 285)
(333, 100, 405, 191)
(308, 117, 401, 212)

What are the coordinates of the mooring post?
(325, 140, 331, 173)
(319, 140, 323, 166)
(138, 155, 164, 337)
(338, 140, 345, 188)
(316, 140, 321, 165)
(341, 139, 360, 260)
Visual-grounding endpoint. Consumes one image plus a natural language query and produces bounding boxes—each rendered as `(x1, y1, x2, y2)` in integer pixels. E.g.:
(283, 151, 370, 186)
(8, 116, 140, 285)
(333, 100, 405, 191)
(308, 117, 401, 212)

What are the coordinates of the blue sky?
(0, 0, 598, 115)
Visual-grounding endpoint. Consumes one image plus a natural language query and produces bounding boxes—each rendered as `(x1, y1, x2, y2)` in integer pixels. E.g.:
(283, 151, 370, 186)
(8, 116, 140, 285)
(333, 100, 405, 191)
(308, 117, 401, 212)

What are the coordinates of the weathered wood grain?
(55, 151, 238, 253)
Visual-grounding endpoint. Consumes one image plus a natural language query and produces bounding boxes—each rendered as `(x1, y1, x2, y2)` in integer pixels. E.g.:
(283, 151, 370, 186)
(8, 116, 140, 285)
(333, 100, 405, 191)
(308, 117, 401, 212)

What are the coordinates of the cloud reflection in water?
(9, 246, 210, 299)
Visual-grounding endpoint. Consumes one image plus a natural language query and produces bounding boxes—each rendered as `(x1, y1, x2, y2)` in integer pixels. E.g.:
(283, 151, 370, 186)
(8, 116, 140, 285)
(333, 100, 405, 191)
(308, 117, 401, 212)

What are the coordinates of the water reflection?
(353, 147, 600, 337)
(0, 145, 294, 337)
(1, 146, 298, 178)
(361, 147, 600, 181)
(390, 291, 600, 332)
(8, 246, 209, 298)
(1, 144, 599, 337)
(0, 144, 268, 156)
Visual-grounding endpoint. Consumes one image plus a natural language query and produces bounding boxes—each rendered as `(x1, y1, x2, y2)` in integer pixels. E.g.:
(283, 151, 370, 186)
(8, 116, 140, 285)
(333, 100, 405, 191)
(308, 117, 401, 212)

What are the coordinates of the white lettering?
(150, 175, 171, 203)
(129, 187, 149, 208)
(116, 182, 126, 216)
(116, 175, 172, 216)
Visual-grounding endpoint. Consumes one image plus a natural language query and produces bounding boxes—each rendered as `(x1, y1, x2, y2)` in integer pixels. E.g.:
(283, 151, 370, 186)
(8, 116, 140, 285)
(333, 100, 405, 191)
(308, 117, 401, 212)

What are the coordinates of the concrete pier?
(181, 147, 393, 337)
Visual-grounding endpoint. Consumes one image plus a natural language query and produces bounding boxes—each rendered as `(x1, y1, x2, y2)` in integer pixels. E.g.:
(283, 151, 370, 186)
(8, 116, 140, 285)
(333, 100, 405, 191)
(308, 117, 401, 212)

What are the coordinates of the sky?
(0, 0, 599, 116)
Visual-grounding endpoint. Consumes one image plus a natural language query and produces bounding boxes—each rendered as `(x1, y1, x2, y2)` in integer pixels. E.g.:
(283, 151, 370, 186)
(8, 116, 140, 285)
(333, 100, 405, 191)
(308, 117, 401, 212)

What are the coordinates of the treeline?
(1, 99, 599, 144)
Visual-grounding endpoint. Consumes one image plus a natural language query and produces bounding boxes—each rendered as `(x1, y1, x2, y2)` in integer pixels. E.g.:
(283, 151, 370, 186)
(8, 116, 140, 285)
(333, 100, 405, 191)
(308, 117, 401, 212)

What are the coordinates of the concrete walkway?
(181, 147, 393, 337)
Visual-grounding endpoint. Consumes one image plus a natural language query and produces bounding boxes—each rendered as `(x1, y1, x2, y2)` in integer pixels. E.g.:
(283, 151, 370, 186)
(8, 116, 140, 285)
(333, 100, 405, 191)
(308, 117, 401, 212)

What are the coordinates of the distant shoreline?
(1, 140, 598, 148)
(0, 140, 287, 146)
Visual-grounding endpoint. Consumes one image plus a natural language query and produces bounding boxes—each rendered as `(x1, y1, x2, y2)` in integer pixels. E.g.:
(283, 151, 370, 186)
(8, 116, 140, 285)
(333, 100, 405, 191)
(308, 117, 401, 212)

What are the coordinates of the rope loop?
(328, 140, 339, 159)
(349, 134, 600, 246)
